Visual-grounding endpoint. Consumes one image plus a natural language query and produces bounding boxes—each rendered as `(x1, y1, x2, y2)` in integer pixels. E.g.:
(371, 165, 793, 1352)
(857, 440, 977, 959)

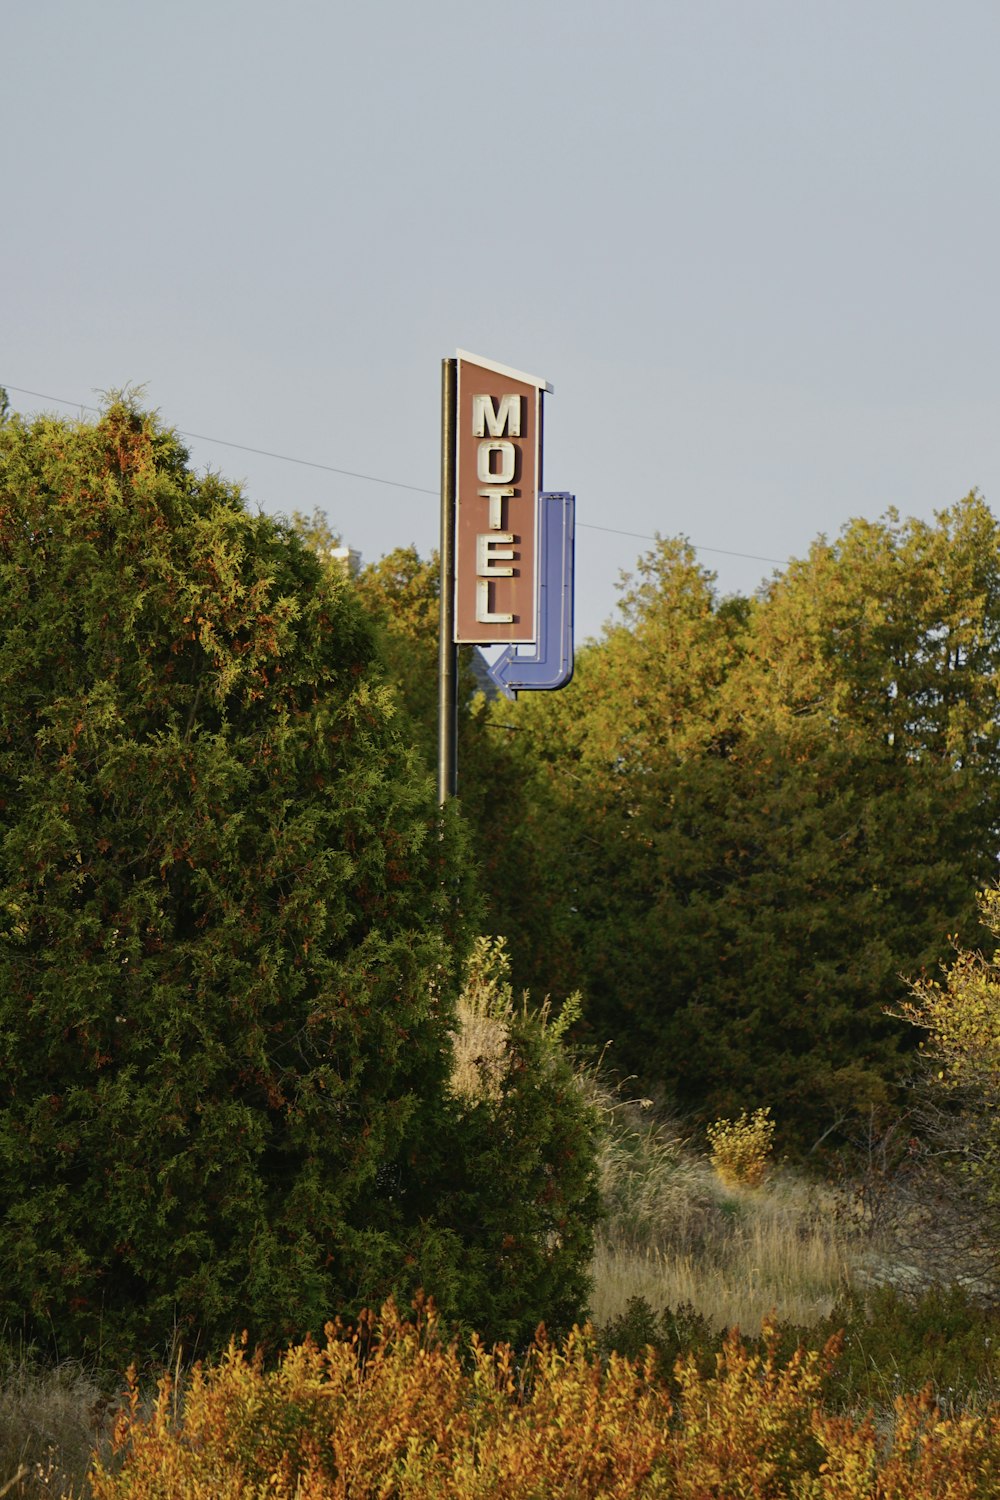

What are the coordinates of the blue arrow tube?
(486, 492, 575, 700)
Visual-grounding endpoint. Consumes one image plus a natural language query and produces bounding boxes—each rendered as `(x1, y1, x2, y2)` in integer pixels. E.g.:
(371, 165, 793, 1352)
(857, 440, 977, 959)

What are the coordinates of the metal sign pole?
(438, 358, 458, 804)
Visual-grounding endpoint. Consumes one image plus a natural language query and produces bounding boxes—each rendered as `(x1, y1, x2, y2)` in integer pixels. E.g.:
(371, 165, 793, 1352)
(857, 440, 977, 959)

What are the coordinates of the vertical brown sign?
(454, 351, 551, 644)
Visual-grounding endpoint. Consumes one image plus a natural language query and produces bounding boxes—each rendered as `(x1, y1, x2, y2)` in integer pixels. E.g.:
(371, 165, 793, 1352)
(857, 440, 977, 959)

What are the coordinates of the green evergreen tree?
(349, 544, 559, 969)
(353, 545, 442, 765)
(488, 503, 1000, 1146)
(0, 396, 485, 1362)
(437, 937, 600, 1345)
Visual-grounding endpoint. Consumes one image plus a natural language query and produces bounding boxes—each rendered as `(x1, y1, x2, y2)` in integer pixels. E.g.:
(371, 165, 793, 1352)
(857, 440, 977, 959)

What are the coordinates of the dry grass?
(447, 993, 511, 1107)
(0, 1349, 114, 1499)
(446, 935, 515, 1107)
(589, 1088, 861, 1334)
(590, 1208, 853, 1332)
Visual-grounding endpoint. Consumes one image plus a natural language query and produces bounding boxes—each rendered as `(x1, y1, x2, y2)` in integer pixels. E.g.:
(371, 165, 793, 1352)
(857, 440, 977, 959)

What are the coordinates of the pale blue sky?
(5, 0, 999, 642)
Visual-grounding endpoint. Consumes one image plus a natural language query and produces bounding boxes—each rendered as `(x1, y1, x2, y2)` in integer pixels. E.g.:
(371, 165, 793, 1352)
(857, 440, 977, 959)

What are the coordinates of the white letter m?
(472, 393, 522, 438)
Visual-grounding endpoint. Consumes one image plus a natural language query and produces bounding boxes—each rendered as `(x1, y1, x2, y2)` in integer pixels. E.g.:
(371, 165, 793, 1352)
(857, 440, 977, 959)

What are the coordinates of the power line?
(1, 385, 436, 498)
(0, 382, 789, 568)
(580, 521, 786, 566)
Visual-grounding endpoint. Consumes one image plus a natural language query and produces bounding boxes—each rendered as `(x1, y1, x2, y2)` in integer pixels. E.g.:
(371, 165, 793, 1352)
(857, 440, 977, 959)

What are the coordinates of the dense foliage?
(352, 545, 442, 765)
(0, 398, 458, 1359)
(894, 887, 1000, 1284)
(87, 1298, 1000, 1499)
(0, 397, 600, 1366)
(349, 545, 597, 1019)
(602, 1282, 1000, 1416)
(440, 937, 600, 1345)
(333, 503, 1000, 1148)
(482, 503, 1000, 1144)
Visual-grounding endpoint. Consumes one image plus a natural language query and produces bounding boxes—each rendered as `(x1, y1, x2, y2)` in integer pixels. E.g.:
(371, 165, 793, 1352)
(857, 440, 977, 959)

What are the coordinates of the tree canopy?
(0, 396, 600, 1362)
(478, 499, 1000, 1146)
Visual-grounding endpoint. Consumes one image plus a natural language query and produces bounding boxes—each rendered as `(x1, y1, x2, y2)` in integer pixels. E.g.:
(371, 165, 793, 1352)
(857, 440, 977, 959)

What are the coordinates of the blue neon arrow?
(486, 492, 575, 700)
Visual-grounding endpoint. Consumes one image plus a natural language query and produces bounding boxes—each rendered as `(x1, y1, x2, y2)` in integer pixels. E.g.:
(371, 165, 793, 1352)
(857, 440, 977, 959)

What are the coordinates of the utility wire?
(580, 521, 786, 566)
(1, 382, 789, 567)
(1, 384, 435, 497)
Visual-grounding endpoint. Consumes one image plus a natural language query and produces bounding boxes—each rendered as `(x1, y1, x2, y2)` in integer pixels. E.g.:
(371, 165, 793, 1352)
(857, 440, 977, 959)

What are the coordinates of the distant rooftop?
(329, 546, 362, 578)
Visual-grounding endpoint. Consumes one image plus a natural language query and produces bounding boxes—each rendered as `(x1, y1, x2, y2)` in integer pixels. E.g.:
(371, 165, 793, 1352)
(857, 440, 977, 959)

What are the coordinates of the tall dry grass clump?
(0, 1348, 113, 1499)
(447, 935, 584, 1107)
(447, 936, 516, 1106)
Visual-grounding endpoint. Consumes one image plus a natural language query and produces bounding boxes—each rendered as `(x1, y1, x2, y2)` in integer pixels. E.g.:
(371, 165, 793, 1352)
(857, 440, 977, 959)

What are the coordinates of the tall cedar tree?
(0, 397, 489, 1363)
(488, 506, 1000, 1147)
(325, 546, 602, 1344)
(352, 545, 556, 970)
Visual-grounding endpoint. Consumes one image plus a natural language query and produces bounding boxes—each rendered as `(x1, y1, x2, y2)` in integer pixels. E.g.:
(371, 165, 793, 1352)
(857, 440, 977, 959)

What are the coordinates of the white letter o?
(477, 439, 516, 485)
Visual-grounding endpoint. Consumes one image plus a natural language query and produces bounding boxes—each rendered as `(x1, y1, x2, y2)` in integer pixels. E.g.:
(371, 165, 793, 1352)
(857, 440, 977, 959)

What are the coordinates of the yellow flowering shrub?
(707, 1106, 776, 1186)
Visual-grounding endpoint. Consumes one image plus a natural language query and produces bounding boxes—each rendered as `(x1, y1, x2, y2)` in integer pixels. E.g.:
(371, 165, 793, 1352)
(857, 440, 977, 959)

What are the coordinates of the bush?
(599, 1282, 1000, 1414)
(83, 1299, 1000, 1498)
(0, 396, 479, 1364)
(707, 1107, 776, 1186)
(815, 1283, 1000, 1411)
(436, 937, 601, 1345)
(597, 1296, 718, 1387)
(892, 889, 1000, 1291)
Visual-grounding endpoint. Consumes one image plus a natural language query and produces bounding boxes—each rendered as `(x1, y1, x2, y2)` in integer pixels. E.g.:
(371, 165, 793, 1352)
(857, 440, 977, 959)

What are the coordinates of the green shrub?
(435, 936, 602, 1346)
(815, 1282, 1000, 1409)
(598, 1282, 1000, 1414)
(0, 396, 481, 1365)
(597, 1295, 718, 1387)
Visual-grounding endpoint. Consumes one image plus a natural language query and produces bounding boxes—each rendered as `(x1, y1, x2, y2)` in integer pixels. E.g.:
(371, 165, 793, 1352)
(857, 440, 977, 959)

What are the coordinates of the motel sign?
(454, 351, 552, 645)
(439, 351, 574, 800)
